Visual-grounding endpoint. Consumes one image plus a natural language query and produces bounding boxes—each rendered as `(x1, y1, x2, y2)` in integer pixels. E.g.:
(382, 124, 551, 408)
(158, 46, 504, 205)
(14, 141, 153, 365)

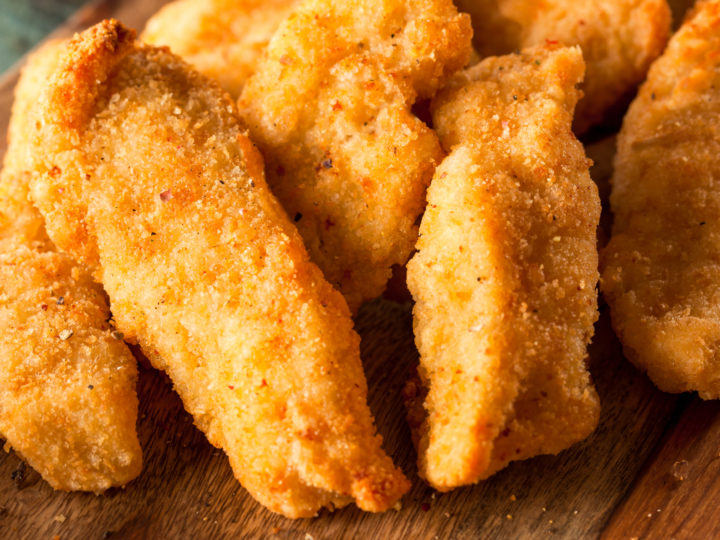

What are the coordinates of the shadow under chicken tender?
(142, 0, 297, 98)
(407, 44, 601, 490)
(602, 0, 720, 399)
(239, 0, 472, 312)
(456, 0, 672, 133)
(29, 20, 408, 518)
(0, 40, 142, 492)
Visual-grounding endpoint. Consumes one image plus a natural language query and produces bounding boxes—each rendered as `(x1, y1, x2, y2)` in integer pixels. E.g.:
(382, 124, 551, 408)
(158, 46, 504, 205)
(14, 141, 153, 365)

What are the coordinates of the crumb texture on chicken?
(239, 0, 472, 311)
(0, 244, 142, 492)
(602, 0, 720, 399)
(142, 0, 298, 98)
(0, 38, 142, 493)
(30, 20, 408, 518)
(407, 44, 601, 490)
(456, 0, 672, 132)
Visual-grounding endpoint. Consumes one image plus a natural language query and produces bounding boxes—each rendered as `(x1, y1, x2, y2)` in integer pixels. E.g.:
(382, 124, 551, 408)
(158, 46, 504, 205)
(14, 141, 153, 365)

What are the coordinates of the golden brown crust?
(456, 0, 672, 133)
(0, 244, 142, 492)
(142, 0, 298, 98)
(0, 38, 142, 493)
(602, 0, 720, 399)
(407, 44, 601, 490)
(30, 20, 407, 518)
(239, 0, 472, 311)
(0, 40, 67, 246)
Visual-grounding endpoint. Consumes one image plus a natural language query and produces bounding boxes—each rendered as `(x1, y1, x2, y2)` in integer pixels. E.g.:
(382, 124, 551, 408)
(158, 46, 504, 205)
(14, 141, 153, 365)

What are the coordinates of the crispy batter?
(239, 0, 472, 311)
(407, 45, 601, 490)
(0, 40, 66, 246)
(455, 0, 672, 133)
(0, 40, 141, 492)
(602, 0, 720, 399)
(29, 20, 408, 518)
(0, 245, 142, 492)
(142, 0, 297, 98)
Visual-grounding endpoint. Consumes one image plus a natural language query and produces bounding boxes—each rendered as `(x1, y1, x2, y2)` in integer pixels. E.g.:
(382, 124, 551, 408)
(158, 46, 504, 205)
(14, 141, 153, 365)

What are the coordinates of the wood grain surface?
(0, 1, 715, 539)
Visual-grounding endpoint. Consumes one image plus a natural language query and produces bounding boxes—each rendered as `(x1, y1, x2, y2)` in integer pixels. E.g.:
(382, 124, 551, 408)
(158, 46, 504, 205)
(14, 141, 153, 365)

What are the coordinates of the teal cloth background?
(0, 0, 86, 73)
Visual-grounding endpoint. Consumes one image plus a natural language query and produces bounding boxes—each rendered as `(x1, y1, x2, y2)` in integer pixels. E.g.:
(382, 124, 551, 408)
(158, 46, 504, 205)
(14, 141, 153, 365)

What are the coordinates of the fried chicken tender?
(0, 40, 141, 492)
(602, 0, 720, 399)
(0, 41, 66, 246)
(455, 0, 672, 133)
(142, 0, 297, 98)
(29, 20, 408, 518)
(239, 0, 472, 311)
(406, 45, 601, 490)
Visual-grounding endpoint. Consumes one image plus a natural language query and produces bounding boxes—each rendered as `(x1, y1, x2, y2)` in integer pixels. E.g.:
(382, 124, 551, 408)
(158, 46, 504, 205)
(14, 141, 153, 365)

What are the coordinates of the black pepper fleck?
(11, 462, 26, 487)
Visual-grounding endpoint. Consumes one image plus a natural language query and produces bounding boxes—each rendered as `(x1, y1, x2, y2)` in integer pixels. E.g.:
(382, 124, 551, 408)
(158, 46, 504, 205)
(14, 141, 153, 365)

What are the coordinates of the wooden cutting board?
(1, 1, 718, 538)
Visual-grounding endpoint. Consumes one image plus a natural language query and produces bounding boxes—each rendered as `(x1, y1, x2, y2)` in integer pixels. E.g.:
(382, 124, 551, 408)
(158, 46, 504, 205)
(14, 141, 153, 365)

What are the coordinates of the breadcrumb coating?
(0, 40, 66, 246)
(142, 0, 297, 98)
(239, 0, 472, 311)
(0, 40, 141, 492)
(602, 0, 720, 399)
(407, 44, 601, 490)
(0, 244, 142, 492)
(29, 20, 408, 518)
(455, 0, 672, 133)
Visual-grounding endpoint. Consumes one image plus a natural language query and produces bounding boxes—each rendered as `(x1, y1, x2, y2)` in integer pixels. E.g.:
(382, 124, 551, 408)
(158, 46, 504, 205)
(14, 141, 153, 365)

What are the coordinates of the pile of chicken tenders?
(1, 0, 717, 520)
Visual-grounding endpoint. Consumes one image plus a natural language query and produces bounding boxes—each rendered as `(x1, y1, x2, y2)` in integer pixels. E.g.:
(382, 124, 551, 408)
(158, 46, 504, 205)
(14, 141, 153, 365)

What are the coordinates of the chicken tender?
(0, 40, 66, 246)
(142, 0, 297, 98)
(406, 44, 601, 490)
(0, 40, 142, 492)
(602, 0, 720, 399)
(239, 0, 472, 311)
(455, 0, 672, 133)
(29, 20, 408, 518)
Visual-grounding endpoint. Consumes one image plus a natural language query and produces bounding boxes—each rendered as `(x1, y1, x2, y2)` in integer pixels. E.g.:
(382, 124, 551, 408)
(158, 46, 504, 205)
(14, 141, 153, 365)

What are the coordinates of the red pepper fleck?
(324, 217, 335, 230)
(160, 189, 173, 201)
(40, 304, 48, 311)
(228, 385, 235, 390)
(546, 39, 559, 45)
(49, 166, 62, 177)
(261, 379, 267, 387)
(332, 101, 343, 112)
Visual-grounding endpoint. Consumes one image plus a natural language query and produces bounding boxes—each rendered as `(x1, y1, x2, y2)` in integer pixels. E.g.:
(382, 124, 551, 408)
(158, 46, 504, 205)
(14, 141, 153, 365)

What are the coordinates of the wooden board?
(1, 1, 717, 538)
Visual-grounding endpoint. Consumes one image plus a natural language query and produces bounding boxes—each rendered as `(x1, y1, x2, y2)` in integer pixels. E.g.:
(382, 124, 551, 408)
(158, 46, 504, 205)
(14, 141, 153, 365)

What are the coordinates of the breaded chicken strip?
(602, 0, 720, 399)
(0, 40, 141, 492)
(0, 41, 66, 246)
(29, 20, 408, 518)
(142, 0, 297, 98)
(455, 0, 672, 133)
(239, 0, 472, 311)
(406, 45, 601, 490)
